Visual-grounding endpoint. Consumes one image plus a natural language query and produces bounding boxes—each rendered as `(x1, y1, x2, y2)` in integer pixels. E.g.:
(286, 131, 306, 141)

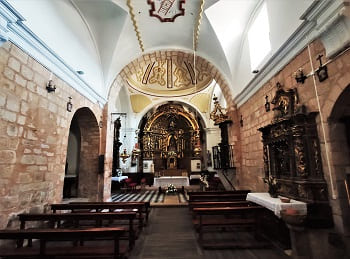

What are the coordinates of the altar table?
(153, 176, 189, 188)
(111, 176, 128, 182)
(246, 192, 307, 217)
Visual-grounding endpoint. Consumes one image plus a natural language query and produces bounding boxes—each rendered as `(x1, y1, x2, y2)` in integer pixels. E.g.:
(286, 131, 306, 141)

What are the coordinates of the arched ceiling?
(6, 0, 318, 103)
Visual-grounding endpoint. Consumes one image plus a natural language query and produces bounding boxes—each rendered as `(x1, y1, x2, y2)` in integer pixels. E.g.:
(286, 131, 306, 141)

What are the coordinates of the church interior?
(0, 0, 350, 258)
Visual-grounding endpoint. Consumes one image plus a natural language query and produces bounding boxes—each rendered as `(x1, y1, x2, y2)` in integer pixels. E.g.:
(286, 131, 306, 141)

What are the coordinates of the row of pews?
(188, 190, 269, 249)
(0, 201, 150, 258)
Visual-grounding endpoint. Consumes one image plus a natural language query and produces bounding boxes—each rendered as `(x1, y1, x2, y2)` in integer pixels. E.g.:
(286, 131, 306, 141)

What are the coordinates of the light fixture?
(120, 114, 130, 163)
(120, 148, 130, 163)
(316, 54, 328, 82)
(46, 80, 56, 93)
(67, 97, 72, 112)
(294, 68, 307, 84)
(265, 95, 270, 112)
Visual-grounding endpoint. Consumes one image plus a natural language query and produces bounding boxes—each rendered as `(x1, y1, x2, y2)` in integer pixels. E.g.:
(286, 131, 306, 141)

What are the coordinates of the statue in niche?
(168, 134, 177, 151)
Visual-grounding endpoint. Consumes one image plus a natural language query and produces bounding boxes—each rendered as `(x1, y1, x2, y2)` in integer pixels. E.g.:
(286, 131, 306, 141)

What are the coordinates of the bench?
(69, 201, 151, 223)
(0, 227, 126, 258)
(188, 201, 253, 218)
(18, 212, 137, 250)
(192, 206, 266, 249)
(188, 190, 251, 195)
(188, 193, 248, 202)
(51, 203, 146, 232)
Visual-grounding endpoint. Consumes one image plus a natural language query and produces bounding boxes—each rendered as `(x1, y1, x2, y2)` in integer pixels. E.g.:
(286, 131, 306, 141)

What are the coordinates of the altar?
(153, 176, 189, 188)
(246, 192, 307, 217)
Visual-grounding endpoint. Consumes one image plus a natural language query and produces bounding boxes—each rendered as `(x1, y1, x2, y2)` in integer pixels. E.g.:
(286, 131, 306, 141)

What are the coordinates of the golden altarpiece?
(259, 83, 333, 227)
(140, 104, 201, 174)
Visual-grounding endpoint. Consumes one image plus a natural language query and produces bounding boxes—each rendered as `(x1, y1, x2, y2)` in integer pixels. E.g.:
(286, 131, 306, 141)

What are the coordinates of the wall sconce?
(67, 97, 73, 112)
(294, 68, 307, 84)
(99, 116, 103, 128)
(265, 95, 270, 112)
(240, 115, 243, 127)
(46, 80, 56, 93)
(316, 54, 328, 82)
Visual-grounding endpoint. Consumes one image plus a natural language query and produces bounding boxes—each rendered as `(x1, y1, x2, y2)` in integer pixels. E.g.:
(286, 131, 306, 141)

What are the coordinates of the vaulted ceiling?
(7, 0, 319, 104)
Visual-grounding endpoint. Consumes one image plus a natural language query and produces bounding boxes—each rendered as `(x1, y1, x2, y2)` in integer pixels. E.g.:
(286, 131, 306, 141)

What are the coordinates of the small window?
(248, 3, 271, 71)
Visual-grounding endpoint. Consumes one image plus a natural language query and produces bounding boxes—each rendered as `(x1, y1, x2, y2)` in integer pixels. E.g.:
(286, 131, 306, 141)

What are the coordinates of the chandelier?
(119, 114, 130, 163)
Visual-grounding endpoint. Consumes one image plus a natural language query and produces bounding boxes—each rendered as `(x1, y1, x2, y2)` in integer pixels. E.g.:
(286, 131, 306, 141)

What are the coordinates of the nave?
(129, 207, 288, 259)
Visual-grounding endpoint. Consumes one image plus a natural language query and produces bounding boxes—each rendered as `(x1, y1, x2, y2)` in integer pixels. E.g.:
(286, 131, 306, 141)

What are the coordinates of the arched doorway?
(64, 107, 101, 201)
(328, 84, 350, 235)
(138, 102, 206, 175)
(63, 116, 80, 198)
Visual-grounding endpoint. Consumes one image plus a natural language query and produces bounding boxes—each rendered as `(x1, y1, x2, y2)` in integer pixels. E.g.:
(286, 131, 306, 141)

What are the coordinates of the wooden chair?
(124, 178, 137, 192)
(140, 178, 147, 191)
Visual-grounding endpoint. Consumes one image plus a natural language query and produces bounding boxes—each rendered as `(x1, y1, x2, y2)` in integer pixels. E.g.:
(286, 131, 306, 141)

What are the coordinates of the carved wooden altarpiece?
(141, 104, 201, 172)
(259, 83, 333, 227)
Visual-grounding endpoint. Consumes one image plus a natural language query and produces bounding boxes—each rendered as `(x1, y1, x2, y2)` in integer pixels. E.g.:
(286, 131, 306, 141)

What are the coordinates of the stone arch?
(65, 107, 101, 201)
(327, 84, 350, 235)
(110, 50, 234, 107)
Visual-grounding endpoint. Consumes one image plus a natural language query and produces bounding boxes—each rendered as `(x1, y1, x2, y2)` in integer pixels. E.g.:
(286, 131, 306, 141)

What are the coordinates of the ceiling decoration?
(193, 0, 205, 51)
(127, 0, 144, 52)
(190, 93, 210, 113)
(130, 94, 152, 113)
(126, 52, 213, 97)
(147, 0, 186, 23)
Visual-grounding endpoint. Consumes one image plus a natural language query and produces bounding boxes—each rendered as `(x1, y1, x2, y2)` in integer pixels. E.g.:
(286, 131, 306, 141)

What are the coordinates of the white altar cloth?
(246, 192, 307, 217)
(153, 176, 189, 188)
(111, 176, 128, 182)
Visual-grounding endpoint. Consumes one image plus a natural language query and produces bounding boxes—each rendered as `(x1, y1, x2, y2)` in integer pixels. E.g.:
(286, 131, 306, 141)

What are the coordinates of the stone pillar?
(281, 211, 310, 259)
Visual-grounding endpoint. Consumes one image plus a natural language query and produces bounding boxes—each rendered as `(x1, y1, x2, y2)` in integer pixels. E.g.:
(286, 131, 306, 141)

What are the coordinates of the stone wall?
(236, 39, 350, 256)
(0, 42, 103, 229)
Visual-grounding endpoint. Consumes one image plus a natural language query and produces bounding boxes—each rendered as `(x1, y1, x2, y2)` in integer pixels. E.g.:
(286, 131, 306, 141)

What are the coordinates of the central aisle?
(130, 207, 202, 259)
(129, 207, 289, 259)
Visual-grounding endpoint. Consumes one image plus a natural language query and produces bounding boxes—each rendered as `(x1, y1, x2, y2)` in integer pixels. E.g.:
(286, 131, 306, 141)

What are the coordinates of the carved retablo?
(258, 83, 332, 227)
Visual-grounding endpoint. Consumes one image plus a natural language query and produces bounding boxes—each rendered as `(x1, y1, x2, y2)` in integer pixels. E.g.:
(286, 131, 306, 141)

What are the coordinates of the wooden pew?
(69, 201, 151, 223)
(192, 206, 265, 249)
(0, 227, 125, 258)
(188, 193, 248, 202)
(189, 200, 251, 211)
(187, 190, 251, 195)
(18, 212, 137, 250)
(51, 203, 146, 232)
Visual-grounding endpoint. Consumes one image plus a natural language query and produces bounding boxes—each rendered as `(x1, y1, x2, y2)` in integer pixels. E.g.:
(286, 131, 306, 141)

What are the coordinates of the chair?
(140, 178, 147, 191)
(124, 178, 137, 192)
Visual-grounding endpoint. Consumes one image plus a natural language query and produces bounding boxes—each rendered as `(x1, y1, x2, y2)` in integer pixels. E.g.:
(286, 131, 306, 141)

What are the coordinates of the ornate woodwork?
(112, 118, 122, 176)
(141, 104, 202, 172)
(259, 83, 333, 227)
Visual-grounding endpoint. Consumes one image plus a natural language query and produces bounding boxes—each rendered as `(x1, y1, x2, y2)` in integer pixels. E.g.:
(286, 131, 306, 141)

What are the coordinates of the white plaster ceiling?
(7, 0, 315, 101)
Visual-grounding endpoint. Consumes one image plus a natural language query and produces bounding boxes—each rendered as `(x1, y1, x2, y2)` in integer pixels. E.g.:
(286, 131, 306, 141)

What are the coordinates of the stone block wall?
(0, 42, 103, 229)
(237, 39, 350, 193)
(236, 39, 350, 256)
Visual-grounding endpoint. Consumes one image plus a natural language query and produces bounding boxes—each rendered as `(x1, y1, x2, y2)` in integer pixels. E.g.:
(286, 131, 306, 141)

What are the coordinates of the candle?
(49, 72, 53, 80)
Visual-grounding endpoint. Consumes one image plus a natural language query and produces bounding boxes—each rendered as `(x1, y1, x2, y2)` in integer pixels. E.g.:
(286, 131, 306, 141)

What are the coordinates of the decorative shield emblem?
(148, 0, 186, 23)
